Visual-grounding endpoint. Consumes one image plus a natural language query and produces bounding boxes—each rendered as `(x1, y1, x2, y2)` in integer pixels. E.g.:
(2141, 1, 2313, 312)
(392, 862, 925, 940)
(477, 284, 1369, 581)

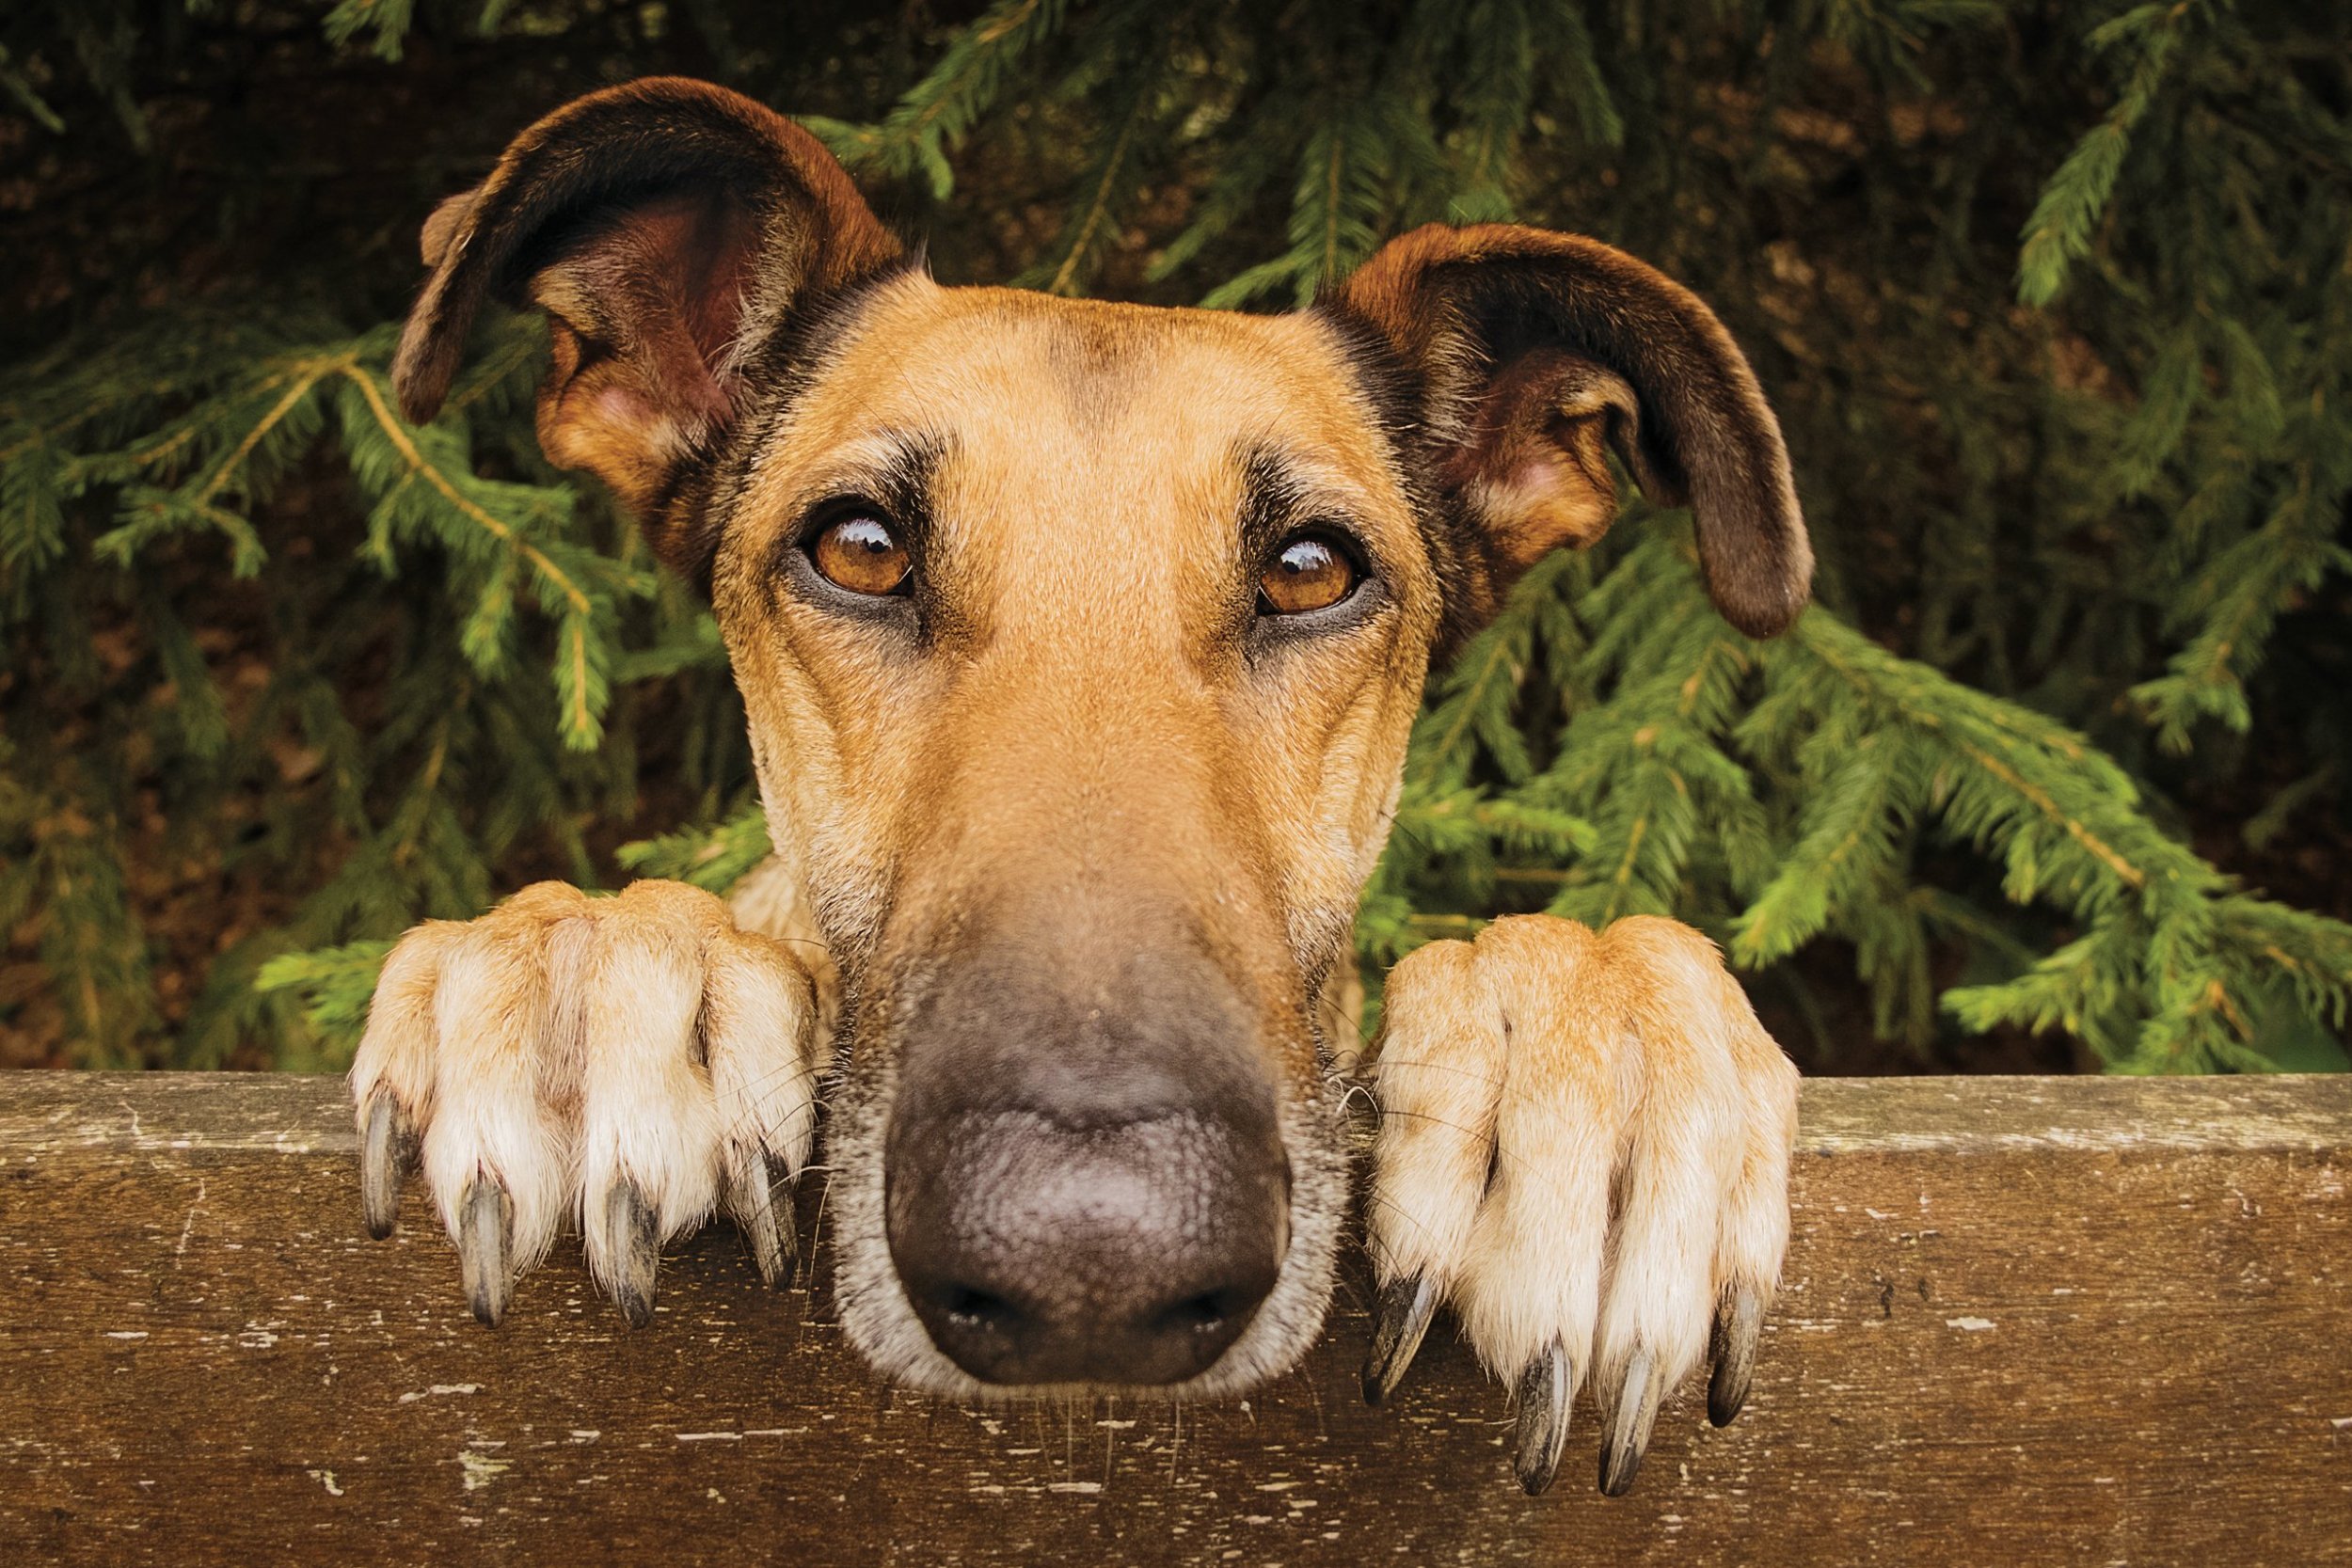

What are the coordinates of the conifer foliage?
(3, 0, 2347, 1074)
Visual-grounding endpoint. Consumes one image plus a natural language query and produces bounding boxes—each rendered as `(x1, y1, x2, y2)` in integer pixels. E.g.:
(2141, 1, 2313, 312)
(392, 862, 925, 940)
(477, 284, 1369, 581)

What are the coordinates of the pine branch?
(2017, 0, 2209, 307)
(617, 804, 773, 894)
(808, 0, 1076, 198)
(1019, 20, 1170, 297)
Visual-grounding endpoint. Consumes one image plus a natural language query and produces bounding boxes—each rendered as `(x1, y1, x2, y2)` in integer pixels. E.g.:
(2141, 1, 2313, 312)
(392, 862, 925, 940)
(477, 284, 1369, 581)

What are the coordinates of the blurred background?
(2, 0, 2346, 1077)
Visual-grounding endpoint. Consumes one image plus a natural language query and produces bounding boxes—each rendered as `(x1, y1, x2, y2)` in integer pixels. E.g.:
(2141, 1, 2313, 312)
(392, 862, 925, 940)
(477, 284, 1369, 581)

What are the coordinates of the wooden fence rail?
(2, 1071, 2347, 1565)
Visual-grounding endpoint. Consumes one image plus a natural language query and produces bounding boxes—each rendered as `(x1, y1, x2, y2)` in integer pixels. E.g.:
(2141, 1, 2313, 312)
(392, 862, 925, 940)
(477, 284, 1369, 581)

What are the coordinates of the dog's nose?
(881, 934, 1292, 1387)
(888, 1107, 1288, 1386)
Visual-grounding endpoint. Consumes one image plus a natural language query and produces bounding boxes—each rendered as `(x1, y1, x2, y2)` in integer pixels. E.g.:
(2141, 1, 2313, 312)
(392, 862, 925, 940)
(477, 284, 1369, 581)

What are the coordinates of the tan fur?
(353, 80, 1805, 1439)
(721, 278, 1434, 1014)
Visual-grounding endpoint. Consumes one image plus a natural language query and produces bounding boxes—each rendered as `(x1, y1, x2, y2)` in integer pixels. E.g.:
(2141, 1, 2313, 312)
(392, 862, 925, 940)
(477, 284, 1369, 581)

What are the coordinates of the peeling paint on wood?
(1, 1071, 2347, 1564)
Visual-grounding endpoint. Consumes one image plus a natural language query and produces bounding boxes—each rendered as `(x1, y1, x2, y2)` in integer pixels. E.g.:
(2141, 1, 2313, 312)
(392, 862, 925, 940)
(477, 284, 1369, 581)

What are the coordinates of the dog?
(348, 77, 1806, 1499)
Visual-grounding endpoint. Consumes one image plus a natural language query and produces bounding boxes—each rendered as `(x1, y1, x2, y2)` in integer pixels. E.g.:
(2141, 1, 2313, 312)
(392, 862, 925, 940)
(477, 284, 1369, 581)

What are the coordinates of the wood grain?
(2, 1071, 2346, 1565)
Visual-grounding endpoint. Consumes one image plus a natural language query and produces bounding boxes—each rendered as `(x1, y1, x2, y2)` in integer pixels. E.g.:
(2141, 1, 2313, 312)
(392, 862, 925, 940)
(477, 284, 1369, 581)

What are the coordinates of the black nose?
(889, 1109, 1288, 1386)
(882, 938, 1291, 1387)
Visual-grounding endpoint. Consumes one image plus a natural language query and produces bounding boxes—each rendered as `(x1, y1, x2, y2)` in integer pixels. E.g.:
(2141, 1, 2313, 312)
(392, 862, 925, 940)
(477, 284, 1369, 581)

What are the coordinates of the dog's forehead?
(749, 274, 1406, 521)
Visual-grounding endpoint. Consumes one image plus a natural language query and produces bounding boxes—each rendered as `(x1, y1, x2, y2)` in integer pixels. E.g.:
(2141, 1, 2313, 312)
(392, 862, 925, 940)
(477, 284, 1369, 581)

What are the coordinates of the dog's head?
(394, 79, 1809, 1401)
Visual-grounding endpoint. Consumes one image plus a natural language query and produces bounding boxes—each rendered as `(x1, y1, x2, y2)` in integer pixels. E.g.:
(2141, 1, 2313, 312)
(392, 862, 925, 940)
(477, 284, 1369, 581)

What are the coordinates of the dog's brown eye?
(810, 515, 911, 596)
(1258, 532, 1359, 615)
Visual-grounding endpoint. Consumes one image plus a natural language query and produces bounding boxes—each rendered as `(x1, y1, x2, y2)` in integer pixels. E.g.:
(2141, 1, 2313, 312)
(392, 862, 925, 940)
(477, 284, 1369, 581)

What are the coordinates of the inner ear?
(1448, 349, 1659, 571)
(525, 189, 766, 499)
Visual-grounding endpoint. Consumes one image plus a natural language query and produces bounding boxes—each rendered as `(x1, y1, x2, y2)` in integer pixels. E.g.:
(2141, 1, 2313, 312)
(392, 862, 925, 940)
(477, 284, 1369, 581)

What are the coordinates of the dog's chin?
(825, 1058, 1350, 1405)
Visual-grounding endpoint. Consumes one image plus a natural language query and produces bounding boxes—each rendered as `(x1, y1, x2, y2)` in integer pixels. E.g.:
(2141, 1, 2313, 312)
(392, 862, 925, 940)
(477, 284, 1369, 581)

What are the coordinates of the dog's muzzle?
(881, 937, 1292, 1387)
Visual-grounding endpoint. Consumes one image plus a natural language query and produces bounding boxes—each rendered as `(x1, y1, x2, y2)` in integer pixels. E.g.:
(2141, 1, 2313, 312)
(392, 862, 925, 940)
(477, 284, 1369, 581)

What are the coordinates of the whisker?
(1352, 1053, 1509, 1091)
(1356, 1192, 1447, 1259)
(1364, 1105, 1600, 1209)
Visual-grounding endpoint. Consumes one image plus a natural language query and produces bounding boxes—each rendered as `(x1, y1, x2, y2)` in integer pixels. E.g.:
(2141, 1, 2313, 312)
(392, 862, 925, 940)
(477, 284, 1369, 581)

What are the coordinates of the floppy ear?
(391, 77, 901, 577)
(1334, 224, 1811, 639)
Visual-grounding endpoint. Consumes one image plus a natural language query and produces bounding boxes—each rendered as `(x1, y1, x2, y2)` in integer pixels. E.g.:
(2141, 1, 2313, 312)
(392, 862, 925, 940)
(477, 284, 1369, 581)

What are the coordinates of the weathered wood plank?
(2, 1071, 2346, 1566)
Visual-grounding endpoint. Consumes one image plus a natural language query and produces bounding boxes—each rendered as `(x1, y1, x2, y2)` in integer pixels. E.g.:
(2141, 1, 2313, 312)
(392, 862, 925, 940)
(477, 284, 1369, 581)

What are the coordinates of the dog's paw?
(348, 880, 820, 1326)
(1361, 914, 1798, 1497)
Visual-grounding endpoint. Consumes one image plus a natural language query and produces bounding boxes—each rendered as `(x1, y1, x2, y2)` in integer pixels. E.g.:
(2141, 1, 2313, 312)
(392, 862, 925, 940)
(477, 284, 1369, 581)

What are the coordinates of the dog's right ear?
(391, 77, 900, 577)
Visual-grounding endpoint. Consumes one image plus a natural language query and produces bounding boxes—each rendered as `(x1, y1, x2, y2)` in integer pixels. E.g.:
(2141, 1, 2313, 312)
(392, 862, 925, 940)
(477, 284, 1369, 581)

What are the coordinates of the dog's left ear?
(1334, 224, 1811, 638)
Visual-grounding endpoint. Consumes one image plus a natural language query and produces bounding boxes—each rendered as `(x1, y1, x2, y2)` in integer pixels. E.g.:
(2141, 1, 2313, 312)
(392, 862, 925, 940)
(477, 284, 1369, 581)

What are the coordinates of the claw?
(596, 1179, 662, 1328)
(1361, 1275, 1439, 1405)
(1512, 1340, 1576, 1497)
(729, 1151, 798, 1291)
(359, 1092, 417, 1241)
(1708, 1284, 1764, 1427)
(457, 1180, 514, 1327)
(1598, 1346, 1664, 1497)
